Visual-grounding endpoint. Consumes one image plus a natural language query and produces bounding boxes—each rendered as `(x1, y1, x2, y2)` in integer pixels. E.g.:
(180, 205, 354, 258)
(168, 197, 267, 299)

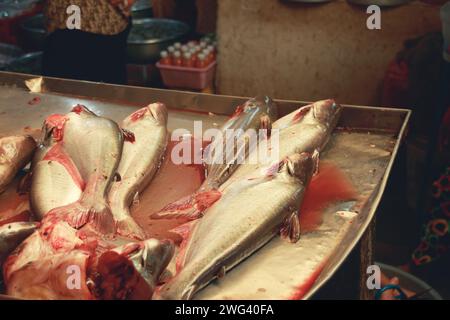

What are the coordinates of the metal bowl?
(131, 0, 153, 19)
(127, 18, 190, 64)
(19, 13, 46, 50)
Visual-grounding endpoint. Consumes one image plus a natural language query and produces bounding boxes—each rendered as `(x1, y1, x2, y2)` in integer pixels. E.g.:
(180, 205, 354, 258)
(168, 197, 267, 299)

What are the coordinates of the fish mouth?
(312, 99, 342, 125)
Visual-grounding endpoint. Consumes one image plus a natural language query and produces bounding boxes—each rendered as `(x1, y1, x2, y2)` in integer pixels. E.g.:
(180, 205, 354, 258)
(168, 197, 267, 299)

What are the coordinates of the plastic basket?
(156, 61, 216, 90)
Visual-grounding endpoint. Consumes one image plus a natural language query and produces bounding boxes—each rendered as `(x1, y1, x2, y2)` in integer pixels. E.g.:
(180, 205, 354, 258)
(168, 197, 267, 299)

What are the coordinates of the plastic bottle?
(194, 45, 202, 53)
(159, 50, 171, 65)
(195, 53, 207, 68)
(207, 45, 216, 61)
(167, 46, 175, 55)
(182, 52, 194, 68)
(181, 45, 189, 53)
(174, 42, 181, 50)
(173, 51, 182, 66)
(202, 48, 213, 65)
(199, 41, 207, 49)
(190, 48, 198, 64)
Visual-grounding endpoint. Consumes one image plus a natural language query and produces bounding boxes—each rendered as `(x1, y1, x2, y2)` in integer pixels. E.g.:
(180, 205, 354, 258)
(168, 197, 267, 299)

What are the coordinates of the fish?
(155, 152, 315, 300)
(202, 96, 278, 189)
(108, 103, 168, 240)
(30, 115, 84, 220)
(152, 96, 278, 220)
(219, 99, 342, 191)
(0, 222, 37, 267)
(0, 135, 36, 194)
(49, 105, 123, 234)
(94, 238, 174, 300)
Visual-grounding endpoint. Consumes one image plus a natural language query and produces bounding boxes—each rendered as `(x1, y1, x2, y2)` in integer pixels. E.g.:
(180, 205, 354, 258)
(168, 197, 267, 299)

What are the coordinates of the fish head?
(243, 96, 277, 120)
(126, 102, 168, 126)
(121, 238, 174, 285)
(283, 152, 315, 184)
(311, 99, 342, 127)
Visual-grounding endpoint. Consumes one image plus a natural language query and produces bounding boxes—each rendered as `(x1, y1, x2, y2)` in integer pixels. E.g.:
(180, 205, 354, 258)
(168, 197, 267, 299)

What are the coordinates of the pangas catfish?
(0, 135, 36, 194)
(48, 105, 123, 234)
(219, 99, 342, 191)
(3, 210, 174, 300)
(30, 114, 84, 220)
(155, 152, 315, 300)
(152, 96, 278, 220)
(108, 103, 168, 240)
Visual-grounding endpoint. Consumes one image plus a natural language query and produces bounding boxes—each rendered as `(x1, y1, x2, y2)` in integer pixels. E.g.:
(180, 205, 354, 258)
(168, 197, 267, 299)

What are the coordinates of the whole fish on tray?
(0, 135, 36, 194)
(220, 99, 341, 191)
(36, 105, 123, 234)
(152, 96, 278, 220)
(155, 99, 342, 300)
(156, 152, 315, 300)
(108, 103, 168, 240)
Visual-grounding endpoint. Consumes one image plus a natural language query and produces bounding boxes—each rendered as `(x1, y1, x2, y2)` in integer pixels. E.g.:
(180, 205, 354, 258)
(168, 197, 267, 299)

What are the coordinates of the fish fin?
(132, 191, 140, 206)
(151, 190, 221, 220)
(116, 216, 146, 241)
(280, 210, 301, 243)
(312, 149, 320, 175)
(259, 115, 272, 138)
(169, 221, 196, 273)
(217, 266, 226, 279)
(61, 202, 116, 235)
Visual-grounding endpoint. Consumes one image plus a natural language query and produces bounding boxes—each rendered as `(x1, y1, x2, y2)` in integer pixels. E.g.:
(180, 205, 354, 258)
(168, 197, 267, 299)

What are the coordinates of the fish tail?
(151, 190, 221, 220)
(59, 201, 116, 235)
(115, 214, 147, 240)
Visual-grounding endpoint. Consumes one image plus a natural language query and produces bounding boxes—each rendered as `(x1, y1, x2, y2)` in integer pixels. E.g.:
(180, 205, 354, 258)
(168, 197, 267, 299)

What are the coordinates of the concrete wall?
(216, 0, 441, 106)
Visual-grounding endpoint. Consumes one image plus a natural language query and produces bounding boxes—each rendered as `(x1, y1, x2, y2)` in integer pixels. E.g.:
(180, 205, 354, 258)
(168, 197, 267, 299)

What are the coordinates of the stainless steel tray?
(0, 71, 410, 300)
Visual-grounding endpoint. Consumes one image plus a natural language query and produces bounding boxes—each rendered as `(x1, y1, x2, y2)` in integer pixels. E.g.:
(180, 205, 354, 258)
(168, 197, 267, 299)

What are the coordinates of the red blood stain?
(44, 114, 68, 141)
(299, 162, 357, 233)
(28, 97, 41, 106)
(72, 104, 86, 114)
(292, 106, 311, 124)
(130, 108, 148, 122)
(231, 105, 244, 118)
(289, 261, 326, 300)
(122, 129, 136, 143)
